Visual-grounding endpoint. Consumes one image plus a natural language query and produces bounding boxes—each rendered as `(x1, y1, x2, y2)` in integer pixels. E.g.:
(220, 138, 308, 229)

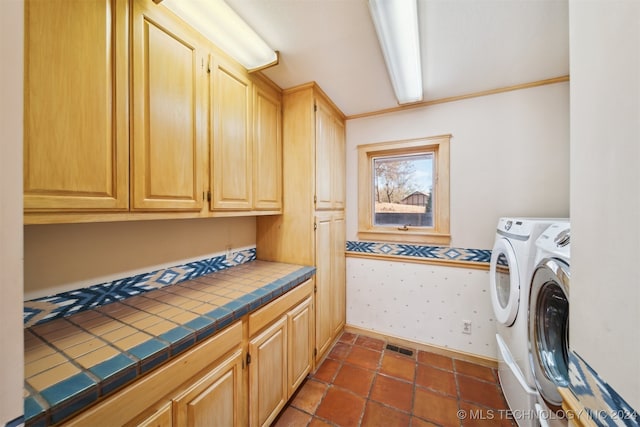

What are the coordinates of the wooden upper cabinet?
(210, 55, 253, 211)
(130, 0, 204, 211)
(24, 0, 129, 211)
(252, 77, 283, 211)
(315, 96, 346, 211)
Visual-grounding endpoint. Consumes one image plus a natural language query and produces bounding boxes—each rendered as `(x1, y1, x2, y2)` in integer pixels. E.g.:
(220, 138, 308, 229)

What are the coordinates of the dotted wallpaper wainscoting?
(345, 256, 495, 359)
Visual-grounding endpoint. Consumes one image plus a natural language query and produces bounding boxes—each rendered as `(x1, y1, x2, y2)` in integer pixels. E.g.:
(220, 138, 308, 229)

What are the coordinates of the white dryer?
(528, 222, 570, 427)
(490, 218, 566, 427)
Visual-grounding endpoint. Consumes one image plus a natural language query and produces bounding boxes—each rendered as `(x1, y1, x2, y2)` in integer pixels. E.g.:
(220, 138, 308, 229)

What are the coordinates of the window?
(358, 135, 451, 245)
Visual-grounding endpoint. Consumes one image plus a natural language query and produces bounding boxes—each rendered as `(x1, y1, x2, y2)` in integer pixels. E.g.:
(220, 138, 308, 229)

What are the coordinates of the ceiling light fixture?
(156, 0, 279, 72)
(368, 0, 423, 104)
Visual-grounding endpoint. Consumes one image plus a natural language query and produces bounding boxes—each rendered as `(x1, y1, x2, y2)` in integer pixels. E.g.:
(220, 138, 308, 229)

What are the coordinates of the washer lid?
(490, 237, 520, 325)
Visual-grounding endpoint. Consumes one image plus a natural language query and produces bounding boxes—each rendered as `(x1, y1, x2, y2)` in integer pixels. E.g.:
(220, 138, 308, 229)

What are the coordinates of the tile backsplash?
(24, 247, 257, 328)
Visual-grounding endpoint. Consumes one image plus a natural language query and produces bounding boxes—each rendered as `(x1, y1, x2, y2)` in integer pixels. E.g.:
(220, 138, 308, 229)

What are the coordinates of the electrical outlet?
(462, 320, 472, 335)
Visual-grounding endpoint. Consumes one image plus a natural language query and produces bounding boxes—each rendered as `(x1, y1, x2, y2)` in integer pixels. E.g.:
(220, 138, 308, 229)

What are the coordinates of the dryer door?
(489, 237, 520, 326)
(528, 257, 570, 409)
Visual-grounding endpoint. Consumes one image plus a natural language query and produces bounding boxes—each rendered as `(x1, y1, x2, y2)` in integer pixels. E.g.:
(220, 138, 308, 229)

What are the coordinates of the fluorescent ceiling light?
(368, 0, 423, 104)
(158, 0, 278, 71)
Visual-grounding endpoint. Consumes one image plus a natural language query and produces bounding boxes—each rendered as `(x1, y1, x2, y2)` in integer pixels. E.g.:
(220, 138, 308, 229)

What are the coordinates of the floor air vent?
(385, 344, 414, 357)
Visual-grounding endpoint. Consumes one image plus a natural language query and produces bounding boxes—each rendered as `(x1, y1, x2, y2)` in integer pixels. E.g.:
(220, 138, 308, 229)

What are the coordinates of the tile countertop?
(24, 260, 316, 426)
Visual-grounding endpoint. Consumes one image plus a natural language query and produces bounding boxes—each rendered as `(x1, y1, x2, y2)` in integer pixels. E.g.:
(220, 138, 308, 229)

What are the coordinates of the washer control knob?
(554, 229, 570, 247)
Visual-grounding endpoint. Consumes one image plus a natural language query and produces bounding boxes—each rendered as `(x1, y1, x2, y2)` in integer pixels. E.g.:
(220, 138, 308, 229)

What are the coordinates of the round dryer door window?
(489, 238, 520, 325)
(528, 258, 570, 409)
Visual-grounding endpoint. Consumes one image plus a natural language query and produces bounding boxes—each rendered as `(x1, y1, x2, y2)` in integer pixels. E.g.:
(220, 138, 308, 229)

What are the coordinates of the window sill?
(357, 230, 451, 246)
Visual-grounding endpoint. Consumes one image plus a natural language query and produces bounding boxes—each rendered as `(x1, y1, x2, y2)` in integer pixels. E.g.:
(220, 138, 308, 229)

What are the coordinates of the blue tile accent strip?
(23, 247, 257, 328)
(5, 415, 25, 427)
(569, 351, 639, 426)
(346, 240, 491, 265)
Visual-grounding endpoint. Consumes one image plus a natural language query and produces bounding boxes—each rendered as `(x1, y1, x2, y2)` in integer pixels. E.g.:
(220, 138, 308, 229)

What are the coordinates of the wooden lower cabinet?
(248, 295, 313, 427)
(62, 284, 313, 427)
(173, 350, 244, 427)
(287, 297, 313, 395)
(249, 317, 288, 427)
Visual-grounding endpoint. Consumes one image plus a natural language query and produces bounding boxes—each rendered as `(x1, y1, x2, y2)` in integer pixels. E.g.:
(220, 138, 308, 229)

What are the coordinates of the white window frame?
(357, 134, 451, 245)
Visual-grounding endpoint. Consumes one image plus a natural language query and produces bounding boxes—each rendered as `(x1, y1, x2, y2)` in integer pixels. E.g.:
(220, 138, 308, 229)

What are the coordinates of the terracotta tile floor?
(273, 332, 516, 427)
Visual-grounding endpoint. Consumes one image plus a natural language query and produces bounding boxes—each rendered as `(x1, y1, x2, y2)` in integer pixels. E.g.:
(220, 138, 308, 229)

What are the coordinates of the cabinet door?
(314, 99, 334, 210)
(332, 118, 346, 210)
(24, 0, 129, 211)
(173, 349, 243, 427)
(331, 214, 346, 336)
(253, 79, 282, 211)
(210, 55, 253, 210)
(314, 213, 334, 361)
(287, 296, 313, 396)
(131, 0, 204, 211)
(249, 317, 287, 427)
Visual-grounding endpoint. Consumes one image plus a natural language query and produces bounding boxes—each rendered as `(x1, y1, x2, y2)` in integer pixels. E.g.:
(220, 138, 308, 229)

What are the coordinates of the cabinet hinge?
(313, 222, 317, 231)
(314, 103, 317, 112)
(314, 195, 317, 204)
(314, 348, 318, 357)
(246, 353, 251, 366)
(314, 284, 317, 293)
(205, 190, 211, 202)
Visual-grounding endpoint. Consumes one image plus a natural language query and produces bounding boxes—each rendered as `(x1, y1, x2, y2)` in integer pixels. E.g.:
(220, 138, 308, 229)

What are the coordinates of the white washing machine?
(528, 222, 570, 427)
(490, 218, 566, 427)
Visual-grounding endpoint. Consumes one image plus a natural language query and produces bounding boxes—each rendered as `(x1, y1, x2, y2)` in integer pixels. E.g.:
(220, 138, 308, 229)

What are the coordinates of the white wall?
(346, 83, 570, 358)
(0, 0, 25, 423)
(570, 0, 640, 410)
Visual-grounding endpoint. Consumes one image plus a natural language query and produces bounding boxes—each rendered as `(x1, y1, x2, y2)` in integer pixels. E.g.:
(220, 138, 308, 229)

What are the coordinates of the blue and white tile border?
(346, 240, 492, 266)
(23, 247, 257, 328)
(569, 352, 639, 426)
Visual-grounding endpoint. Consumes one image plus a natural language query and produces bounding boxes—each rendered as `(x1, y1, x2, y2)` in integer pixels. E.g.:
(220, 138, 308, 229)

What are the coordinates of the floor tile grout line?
(279, 332, 514, 427)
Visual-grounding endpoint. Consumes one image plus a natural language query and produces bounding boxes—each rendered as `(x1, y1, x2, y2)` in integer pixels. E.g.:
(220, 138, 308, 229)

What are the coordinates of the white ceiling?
(226, 0, 569, 117)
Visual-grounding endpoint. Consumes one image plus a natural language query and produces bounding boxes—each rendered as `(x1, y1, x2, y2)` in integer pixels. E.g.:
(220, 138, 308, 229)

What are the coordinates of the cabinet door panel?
(253, 82, 282, 210)
(173, 350, 243, 427)
(333, 119, 346, 210)
(24, 0, 128, 211)
(131, 0, 203, 210)
(211, 57, 252, 210)
(314, 100, 334, 210)
(287, 297, 312, 395)
(249, 317, 287, 427)
(331, 214, 346, 335)
(314, 214, 333, 361)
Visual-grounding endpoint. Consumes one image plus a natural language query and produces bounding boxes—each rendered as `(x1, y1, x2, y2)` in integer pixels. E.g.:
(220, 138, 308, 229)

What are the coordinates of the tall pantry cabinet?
(257, 83, 346, 364)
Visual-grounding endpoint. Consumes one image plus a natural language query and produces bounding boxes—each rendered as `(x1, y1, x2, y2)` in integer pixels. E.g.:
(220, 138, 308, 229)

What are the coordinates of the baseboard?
(344, 324, 497, 369)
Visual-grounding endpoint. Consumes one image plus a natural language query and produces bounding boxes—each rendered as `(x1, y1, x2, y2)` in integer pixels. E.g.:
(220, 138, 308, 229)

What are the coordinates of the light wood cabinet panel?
(210, 55, 253, 210)
(24, 0, 129, 211)
(331, 214, 347, 336)
(249, 317, 287, 427)
(256, 83, 346, 364)
(315, 213, 346, 362)
(315, 97, 346, 211)
(314, 214, 334, 360)
(333, 119, 346, 210)
(126, 402, 172, 427)
(173, 349, 243, 427)
(131, 0, 204, 211)
(253, 77, 283, 211)
(315, 99, 334, 210)
(287, 296, 313, 395)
